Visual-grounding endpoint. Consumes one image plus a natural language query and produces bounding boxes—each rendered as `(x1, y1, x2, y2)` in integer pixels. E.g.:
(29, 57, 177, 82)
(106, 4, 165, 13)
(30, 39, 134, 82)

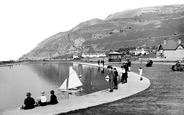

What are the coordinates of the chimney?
(163, 38, 166, 44)
(178, 38, 181, 44)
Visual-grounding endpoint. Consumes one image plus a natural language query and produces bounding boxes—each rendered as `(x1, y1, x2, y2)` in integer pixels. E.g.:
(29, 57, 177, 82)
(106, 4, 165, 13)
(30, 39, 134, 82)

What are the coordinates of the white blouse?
(38, 96, 47, 102)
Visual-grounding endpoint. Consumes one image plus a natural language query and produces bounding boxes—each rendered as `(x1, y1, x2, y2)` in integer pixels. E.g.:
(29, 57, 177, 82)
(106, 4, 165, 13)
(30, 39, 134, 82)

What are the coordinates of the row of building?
(73, 38, 184, 62)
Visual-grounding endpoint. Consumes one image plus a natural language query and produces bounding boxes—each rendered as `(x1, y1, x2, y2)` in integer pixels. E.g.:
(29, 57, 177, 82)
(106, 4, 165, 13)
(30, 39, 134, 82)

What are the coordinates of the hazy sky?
(0, 0, 183, 61)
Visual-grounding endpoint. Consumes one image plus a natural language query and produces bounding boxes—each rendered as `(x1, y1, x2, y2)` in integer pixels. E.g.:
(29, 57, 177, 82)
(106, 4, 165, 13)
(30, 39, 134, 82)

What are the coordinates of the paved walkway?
(2, 63, 150, 115)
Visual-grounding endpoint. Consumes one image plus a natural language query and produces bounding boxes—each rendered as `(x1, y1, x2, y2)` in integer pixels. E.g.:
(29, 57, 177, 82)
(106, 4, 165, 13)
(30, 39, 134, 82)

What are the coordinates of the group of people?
(120, 61, 131, 84)
(106, 65, 118, 92)
(106, 60, 131, 92)
(106, 59, 144, 92)
(171, 60, 183, 71)
(19, 90, 58, 110)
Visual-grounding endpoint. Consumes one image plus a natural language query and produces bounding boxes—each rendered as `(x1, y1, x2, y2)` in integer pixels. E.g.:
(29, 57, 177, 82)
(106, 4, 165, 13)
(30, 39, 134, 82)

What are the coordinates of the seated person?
(36, 91, 47, 106)
(19, 92, 35, 110)
(146, 60, 153, 67)
(176, 60, 182, 67)
(48, 90, 58, 105)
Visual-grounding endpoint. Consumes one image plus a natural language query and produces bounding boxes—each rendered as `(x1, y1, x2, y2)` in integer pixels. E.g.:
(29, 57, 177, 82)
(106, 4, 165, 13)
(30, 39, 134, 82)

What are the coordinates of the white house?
(82, 52, 106, 58)
(157, 38, 184, 59)
(134, 48, 148, 55)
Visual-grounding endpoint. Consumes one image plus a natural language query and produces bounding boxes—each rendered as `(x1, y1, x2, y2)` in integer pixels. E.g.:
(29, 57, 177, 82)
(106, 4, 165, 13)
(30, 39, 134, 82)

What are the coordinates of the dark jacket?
(127, 61, 131, 67)
(24, 97, 35, 109)
(49, 94, 58, 105)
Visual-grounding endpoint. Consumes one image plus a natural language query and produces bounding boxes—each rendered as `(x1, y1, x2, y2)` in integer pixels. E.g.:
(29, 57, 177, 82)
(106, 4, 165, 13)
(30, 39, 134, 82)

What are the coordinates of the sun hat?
(41, 91, 45, 95)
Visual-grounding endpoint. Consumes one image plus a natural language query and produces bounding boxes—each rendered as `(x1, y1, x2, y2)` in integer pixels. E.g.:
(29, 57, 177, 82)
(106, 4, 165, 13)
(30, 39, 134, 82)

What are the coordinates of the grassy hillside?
(21, 4, 184, 60)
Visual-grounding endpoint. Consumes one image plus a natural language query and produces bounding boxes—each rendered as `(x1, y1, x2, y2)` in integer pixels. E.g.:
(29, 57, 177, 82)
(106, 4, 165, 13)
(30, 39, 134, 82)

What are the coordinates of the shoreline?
(2, 62, 151, 115)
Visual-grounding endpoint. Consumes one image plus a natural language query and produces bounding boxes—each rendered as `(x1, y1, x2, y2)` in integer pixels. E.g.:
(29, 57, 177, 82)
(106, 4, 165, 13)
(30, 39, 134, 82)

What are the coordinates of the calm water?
(0, 62, 109, 111)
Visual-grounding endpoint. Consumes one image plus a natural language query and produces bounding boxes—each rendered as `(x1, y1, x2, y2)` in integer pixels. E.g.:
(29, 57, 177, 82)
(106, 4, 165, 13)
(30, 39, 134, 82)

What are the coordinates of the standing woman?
(121, 66, 126, 83)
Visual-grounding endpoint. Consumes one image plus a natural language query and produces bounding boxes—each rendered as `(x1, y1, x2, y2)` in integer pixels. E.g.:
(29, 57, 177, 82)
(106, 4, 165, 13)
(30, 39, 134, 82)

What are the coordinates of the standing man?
(124, 62, 128, 83)
(127, 59, 131, 72)
(120, 66, 126, 84)
(107, 65, 114, 92)
(113, 68, 118, 89)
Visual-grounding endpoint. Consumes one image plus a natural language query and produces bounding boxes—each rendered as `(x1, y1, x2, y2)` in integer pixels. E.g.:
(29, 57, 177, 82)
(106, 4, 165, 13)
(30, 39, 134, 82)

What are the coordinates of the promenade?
(2, 63, 150, 115)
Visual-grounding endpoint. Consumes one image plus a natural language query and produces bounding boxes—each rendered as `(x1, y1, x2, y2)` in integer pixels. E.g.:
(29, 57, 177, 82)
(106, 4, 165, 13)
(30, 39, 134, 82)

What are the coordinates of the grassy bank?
(58, 62, 184, 115)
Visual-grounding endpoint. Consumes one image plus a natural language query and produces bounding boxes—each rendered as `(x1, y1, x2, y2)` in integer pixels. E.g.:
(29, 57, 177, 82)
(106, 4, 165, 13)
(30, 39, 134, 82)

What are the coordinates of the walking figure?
(138, 67, 143, 81)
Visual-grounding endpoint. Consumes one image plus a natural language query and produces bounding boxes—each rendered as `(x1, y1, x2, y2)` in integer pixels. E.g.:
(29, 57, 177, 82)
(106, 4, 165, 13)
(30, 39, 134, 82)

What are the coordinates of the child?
(36, 91, 47, 106)
(138, 67, 143, 81)
(48, 90, 58, 105)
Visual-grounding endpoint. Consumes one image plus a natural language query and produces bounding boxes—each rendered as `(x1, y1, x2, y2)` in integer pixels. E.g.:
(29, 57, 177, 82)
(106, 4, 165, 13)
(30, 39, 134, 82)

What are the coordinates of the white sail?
(59, 66, 83, 90)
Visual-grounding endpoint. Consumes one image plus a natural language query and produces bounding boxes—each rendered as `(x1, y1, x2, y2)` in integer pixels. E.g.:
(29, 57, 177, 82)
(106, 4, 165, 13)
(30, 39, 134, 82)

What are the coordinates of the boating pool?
(0, 62, 109, 111)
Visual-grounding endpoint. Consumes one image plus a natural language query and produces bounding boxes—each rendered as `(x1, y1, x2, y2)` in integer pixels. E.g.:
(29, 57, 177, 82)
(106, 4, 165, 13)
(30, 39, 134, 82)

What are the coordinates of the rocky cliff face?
(21, 4, 184, 60)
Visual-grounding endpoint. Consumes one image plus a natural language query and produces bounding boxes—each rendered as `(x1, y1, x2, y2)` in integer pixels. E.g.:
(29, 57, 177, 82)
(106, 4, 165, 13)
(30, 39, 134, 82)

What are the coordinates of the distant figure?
(97, 60, 100, 65)
(19, 92, 35, 110)
(48, 90, 58, 105)
(107, 65, 114, 92)
(124, 63, 128, 83)
(171, 60, 183, 71)
(146, 60, 153, 67)
(127, 59, 131, 71)
(36, 91, 47, 106)
(120, 66, 126, 84)
(176, 60, 182, 67)
(113, 68, 118, 89)
(138, 67, 143, 81)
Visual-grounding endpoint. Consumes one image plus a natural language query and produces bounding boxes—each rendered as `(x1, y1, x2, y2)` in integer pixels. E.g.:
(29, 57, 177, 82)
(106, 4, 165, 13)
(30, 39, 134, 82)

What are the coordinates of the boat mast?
(66, 66, 71, 90)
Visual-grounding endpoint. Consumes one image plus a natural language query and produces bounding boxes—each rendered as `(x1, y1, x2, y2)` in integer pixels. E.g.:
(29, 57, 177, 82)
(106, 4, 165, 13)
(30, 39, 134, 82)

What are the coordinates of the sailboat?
(59, 66, 83, 94)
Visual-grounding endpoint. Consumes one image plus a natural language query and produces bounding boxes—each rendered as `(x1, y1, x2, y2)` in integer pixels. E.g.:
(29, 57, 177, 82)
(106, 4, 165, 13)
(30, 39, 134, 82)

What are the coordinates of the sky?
(0, 0, 183, 61)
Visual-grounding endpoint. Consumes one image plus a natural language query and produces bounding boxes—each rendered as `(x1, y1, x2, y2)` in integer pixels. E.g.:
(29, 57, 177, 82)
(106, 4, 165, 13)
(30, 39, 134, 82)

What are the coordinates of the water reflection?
(0, 62, 109, 111)
(28, 63, 72, 87)
(98, 67, 105, 73)
(29, 63, 109, 94)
